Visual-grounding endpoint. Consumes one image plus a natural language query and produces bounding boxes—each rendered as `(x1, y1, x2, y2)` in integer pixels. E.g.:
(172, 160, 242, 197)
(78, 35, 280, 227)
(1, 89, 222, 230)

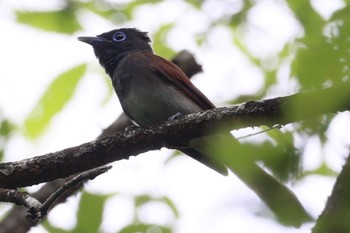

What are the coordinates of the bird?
(78, 28, 312, 227)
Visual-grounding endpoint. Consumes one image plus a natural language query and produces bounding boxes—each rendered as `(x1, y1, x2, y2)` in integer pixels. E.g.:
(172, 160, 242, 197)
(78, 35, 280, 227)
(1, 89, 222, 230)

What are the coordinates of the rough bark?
(1, 83, 350, 189)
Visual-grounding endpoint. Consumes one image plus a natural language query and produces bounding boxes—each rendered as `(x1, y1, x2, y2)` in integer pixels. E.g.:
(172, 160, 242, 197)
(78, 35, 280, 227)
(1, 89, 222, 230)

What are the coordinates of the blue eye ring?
(112, 32, 126, 42)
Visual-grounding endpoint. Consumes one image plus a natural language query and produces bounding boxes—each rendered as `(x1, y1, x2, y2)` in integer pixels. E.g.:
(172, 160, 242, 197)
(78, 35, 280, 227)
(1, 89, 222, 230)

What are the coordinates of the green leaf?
(99, 74, 115, 107)
(24, 64, 87, 138)
(81, 1, 128, 23)
(304, 162, 337, 177)
(292, 38, 345, 89)
(119, 224, 172, 233)
(161, 196, 180, 219)
(134, 194, 180, 219)
(186, 0, 203, 9)
(135, 194, 153, 208)
(0, 118, 15, 162)
(229, 1, 252, 28)
(74, 192, 109, 233)
(0, 119, 14, 137)
(152, 24, 176, 59)
(16, 7, 81, 34)
(288, 0, 349, 91)
(264, 130, 301, 180)
(42, 221, 72, 233)
(287, 0, 324, 38)
(122, 0, 163, 20)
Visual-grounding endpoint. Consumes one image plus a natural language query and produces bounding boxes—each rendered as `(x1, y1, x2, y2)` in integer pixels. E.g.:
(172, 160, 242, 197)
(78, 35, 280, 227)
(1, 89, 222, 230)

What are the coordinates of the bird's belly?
(123, 84, 202, 126)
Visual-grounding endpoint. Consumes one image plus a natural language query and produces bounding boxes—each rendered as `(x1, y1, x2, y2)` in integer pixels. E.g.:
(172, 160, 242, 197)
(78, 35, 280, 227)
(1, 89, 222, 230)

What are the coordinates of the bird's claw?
(168, 112, 184, 122)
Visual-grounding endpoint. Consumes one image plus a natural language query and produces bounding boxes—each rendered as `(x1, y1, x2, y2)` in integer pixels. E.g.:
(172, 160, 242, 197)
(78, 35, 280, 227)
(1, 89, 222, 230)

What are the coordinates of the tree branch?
(26, 166, 111, 221)
(312, 152, 350, 233)
(0, 82, 349, 189)
(0, 189, 41, 210)
(0, 166, 110, 223)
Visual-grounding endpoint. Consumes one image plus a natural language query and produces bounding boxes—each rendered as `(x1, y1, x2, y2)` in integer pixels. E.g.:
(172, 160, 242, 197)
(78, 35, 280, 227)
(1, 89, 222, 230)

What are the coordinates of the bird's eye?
(112, 32, 126, 42)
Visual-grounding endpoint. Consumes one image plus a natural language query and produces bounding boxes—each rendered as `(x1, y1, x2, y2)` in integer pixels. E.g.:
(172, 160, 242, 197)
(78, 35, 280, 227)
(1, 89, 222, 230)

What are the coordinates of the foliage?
(24, 64, 87, 138)
(1, 0, 350, 232)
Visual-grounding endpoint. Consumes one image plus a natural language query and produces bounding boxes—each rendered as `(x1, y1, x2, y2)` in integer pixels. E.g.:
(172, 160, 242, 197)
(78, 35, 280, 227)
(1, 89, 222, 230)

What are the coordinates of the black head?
(78, 28, 153, 76)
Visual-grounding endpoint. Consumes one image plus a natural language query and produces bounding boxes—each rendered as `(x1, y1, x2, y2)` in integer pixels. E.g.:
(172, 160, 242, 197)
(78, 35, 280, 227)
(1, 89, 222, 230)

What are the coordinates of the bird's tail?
(184, 133, 312, 227)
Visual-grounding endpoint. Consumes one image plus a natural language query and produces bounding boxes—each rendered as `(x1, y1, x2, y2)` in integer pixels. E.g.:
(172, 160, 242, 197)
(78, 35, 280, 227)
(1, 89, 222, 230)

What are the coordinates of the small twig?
(0, 166, 112, 222)
(0, 188, 42, 209)
(27, 166, 112, 221)
(43, 166, 111, 216)
(236, 125, 282, 140)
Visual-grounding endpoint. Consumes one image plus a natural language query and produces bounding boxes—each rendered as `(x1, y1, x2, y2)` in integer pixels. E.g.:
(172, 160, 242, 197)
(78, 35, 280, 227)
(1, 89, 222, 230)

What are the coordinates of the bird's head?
(78, 28, 153, 76)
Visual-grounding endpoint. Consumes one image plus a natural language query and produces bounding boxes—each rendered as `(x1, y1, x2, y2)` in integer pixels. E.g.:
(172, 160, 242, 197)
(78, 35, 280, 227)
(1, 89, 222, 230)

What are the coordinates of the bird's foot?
(168, 112, 184, 122)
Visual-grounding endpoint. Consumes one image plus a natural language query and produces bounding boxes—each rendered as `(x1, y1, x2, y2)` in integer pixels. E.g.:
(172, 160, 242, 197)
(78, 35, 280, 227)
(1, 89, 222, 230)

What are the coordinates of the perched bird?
(78, 28, 311, 226)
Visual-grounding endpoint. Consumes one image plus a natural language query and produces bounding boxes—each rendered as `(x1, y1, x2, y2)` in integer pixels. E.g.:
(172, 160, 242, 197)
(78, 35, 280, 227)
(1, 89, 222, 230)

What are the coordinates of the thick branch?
(312, 153, 350, 233)
(0, 82, 349, 189)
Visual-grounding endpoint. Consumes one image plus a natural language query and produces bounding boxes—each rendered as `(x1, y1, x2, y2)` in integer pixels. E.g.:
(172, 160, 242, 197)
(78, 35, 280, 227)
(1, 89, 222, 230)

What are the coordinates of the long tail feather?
(185, 134, 312, 227)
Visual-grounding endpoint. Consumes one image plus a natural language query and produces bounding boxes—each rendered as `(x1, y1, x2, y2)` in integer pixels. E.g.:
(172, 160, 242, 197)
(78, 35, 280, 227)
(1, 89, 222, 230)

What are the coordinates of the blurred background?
(0, 0, 349, 232)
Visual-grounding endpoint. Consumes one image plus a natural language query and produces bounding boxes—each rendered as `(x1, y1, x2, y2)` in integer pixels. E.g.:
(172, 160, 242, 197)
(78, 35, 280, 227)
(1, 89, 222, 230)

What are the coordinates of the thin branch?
(0, 166, 111, 225)
(0, 177, 77, 233)
(0, 189, 41, 209)
(26, 166, 112, 221)
(236, 125, 282, 140)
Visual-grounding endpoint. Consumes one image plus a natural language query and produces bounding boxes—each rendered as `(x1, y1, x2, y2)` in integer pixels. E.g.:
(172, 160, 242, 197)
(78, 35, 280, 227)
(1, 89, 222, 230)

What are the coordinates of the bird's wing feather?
(140, 53, 228, 175)
(146, 53, 216, 110)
